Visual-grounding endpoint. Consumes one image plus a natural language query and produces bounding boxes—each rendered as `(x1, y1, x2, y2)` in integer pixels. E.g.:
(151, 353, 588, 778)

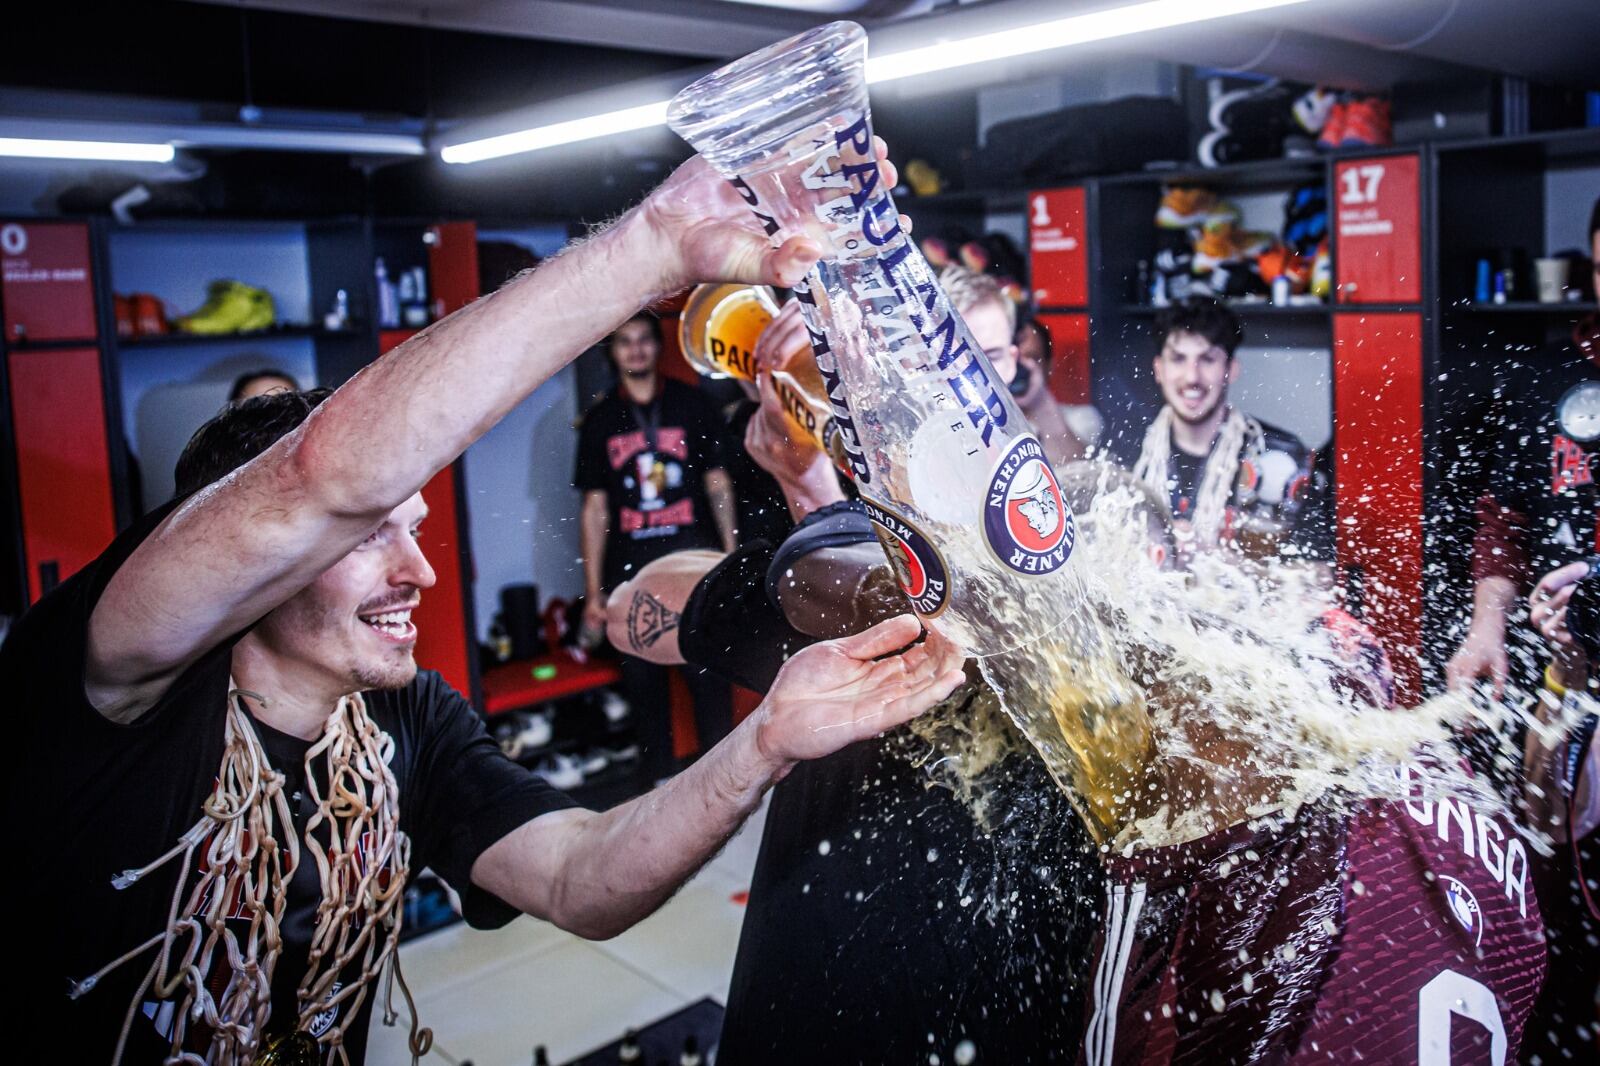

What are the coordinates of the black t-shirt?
(1149, 417, 1334, 562)
(681, 538, 1100, 1064)
(724, 399, 796, 549)
(3, 500, 578, 1063)
(1484, 339, 1600, 581)
(573, 378, 727, 590)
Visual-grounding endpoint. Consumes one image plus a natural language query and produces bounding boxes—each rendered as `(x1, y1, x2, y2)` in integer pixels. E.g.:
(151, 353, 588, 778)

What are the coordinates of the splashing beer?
(668, 22, 1152, 840)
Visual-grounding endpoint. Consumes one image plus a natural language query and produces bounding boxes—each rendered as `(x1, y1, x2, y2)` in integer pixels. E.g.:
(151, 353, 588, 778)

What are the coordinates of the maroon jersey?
(1081, 764, 1545, 1065)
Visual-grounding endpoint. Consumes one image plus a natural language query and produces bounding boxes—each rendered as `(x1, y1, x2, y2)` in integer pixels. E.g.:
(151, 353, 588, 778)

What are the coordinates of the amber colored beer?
(679, 283, 842, 464)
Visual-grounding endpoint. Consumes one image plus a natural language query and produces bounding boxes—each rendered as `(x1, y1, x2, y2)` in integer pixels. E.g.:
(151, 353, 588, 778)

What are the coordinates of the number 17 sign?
(1334, 154, 1421, 305)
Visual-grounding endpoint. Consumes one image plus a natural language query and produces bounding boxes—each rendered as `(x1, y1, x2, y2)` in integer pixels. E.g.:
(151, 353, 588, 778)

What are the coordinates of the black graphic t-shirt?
(1477, 334, 1600, 585)
(1156, 418, 1333, 562)
(573, 378, 727, 589)
(3, 500, 578, 1063)
(681, 536, 1100, 1064)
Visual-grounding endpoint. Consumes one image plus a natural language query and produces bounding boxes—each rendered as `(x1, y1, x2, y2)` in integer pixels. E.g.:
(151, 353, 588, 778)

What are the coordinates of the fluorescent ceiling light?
(0, 137, 175, 163)
(866, 0, 1310, 84)
(440, 0, 1309, 165)
(441, 100, 669, 165)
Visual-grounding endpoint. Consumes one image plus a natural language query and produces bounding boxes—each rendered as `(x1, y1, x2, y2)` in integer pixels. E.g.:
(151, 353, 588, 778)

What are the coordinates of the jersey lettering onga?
(1080, 774, 1545, 1065)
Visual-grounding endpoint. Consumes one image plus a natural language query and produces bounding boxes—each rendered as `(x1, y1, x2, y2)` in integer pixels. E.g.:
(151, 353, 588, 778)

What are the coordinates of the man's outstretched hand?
(636, 137, 901, 293)
(751, 613, 965, 769)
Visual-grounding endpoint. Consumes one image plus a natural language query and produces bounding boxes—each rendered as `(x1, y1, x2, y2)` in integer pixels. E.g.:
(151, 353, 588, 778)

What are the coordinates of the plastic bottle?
(375, 257, 400, 329)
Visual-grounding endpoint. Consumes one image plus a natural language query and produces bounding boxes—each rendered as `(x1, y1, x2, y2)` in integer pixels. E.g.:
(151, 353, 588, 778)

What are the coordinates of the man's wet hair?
(174, 387, 333, 499)
(227, 368, 299, 404)
(1155, 296, 1245, 360)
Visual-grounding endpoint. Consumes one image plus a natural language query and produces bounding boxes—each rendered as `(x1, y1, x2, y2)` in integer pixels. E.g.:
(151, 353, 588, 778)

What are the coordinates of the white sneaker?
(600, 691, 631, 727)
(532, 753, 584, 790)
(501, 710, 553, 758)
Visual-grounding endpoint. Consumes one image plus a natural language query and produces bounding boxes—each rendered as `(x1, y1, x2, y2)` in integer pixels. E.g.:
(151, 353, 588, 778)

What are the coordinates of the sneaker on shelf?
(1309, 240, 1333, 301)
(176, 280, 272, 335)
(599, 690, 631, 729)
(133, 293, 169, 336)
(1338, 97, 1392, 148)
(1198, 129, 1286, 168)
(496, 709, 554, 759)
(113, 294, 135, 338)
(531, 752, 585, 790)
(1292, 86, 1338, 137)
(576, 748, 610, 776)
(595, 742, 642, 766)
(1155, 186, 1217, 229)
(1209, 81, 1298, 138)
(1317, 100, 1350, 151)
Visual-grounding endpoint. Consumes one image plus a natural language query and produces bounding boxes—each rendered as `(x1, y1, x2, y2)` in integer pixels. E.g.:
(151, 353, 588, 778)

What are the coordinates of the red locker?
(380, 227, 482, 703)
(1036, 312, 1092, 405)
(1, 221, 98, 343)
(1333, 312, 1425, 703)
(1334, 154, 1422, 305)
(1028, 187, 1089, 309)
(8, 347, 119, 601)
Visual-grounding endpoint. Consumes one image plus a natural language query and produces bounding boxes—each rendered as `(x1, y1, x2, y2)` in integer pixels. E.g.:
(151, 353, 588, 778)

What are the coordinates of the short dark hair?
(609, 311, 664, 353)
(228, 368, 299, 404)
(1590, 194, 1599, 242)
(174, 388, 333, 498)
(1154, 297, 1244, 360)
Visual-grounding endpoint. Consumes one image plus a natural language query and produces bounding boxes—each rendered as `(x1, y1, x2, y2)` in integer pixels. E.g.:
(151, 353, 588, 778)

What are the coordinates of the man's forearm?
(580, 501, 609, 600)
(1471, 575, 1518, 633)
(705, 471, 738, 551)
(300, 213, 668, 518)
(543, 716, 781, 938)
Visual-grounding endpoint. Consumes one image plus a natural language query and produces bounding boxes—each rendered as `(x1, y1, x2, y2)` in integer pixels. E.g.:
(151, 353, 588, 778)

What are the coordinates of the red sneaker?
(132, 293, 168, 336)
(113, 294, 134, 338)
(1317, 100, 1348, 151)
(1340, 97, 1392, 148)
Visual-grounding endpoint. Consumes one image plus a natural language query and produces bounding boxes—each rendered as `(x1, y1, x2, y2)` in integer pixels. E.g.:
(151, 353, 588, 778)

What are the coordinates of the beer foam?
(905, 469, 1543, 856)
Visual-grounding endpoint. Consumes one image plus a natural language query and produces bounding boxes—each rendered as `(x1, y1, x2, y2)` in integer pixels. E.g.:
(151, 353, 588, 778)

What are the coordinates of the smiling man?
(1129, 296, 1331, 563)
(3, 143, 965, 1065)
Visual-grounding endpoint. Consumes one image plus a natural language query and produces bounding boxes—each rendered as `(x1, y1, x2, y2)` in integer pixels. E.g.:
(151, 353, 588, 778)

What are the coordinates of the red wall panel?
(1028, 187, 1089, 308)
(9, 347, 118, 601)
(1334, 154, 1422, 306)
(1037, 312, 1091, 405)
(382, 260, 477, 702)
(1333, 312, 1424, 703)
(2, 221, 98, 343)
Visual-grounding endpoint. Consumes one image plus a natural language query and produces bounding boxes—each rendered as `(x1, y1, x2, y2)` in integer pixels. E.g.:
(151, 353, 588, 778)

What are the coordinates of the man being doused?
(610, 330, 1554, 1061)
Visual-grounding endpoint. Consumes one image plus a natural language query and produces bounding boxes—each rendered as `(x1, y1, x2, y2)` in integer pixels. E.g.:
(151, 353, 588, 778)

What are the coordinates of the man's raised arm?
(87, 155, 832, 721)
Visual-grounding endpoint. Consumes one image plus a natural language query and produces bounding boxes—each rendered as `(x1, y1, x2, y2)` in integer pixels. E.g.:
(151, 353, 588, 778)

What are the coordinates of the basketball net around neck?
(71, 687, 432, 1065)
(1133, 405, 1258, 547)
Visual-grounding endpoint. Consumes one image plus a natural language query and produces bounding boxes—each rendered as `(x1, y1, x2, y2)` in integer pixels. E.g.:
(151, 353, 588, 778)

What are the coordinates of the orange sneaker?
(1157, 186, 1218, 229)
(113, 294, 134, 338)
(1317, 100, 1348, 150)
(1339, 97, 1392, 148)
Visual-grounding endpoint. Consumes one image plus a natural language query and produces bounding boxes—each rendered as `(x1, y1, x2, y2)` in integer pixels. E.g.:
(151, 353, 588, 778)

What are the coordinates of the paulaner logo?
(984, 435, 1073, 575)
(861, 499, 949, 617)
(726, 175, 872, 484)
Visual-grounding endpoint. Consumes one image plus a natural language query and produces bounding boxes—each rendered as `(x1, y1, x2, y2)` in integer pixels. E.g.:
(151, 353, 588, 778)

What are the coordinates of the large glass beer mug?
(668, 21, 1151, 840)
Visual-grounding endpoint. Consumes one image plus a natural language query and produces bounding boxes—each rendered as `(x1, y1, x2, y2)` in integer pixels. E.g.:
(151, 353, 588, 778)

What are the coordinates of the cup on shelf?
(1535, 257, 1569, 304)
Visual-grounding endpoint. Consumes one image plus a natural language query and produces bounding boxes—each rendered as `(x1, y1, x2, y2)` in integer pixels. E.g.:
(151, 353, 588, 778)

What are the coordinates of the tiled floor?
(367, 794, 768, 1065)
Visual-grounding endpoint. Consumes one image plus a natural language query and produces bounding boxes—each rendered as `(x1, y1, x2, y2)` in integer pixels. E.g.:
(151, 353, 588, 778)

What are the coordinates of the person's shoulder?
(1251, 418, 1311, 461)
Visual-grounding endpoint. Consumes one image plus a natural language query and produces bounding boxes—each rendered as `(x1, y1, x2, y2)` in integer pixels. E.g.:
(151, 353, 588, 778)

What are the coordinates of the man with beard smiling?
(1128, 297, 1331, 565)
(3, 143, 968, 1064)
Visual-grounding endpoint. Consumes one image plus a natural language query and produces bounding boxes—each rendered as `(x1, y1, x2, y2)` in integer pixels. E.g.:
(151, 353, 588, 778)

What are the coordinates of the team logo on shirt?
(1441, 876, 1484, 946)
(309, 982, 344, 1038)
(1557, 381, 1600, 443)
(982, 435, 1074, 575)
(862, 499, 950, 618)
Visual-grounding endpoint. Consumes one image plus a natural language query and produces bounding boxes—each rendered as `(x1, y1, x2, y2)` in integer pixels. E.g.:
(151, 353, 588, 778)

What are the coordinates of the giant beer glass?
(668, 21, 1151, 840)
